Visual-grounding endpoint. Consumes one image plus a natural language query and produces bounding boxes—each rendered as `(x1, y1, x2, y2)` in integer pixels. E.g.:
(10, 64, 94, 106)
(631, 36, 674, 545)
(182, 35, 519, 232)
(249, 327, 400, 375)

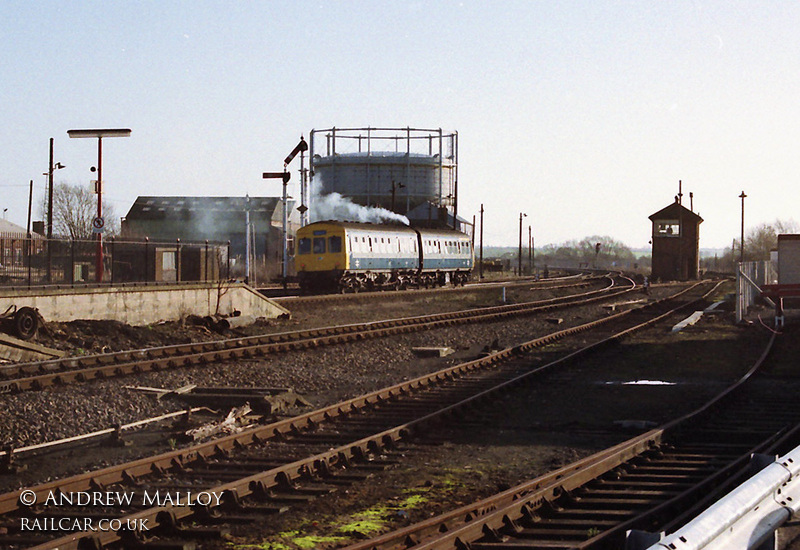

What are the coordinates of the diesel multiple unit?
(295, 221, 473, 292)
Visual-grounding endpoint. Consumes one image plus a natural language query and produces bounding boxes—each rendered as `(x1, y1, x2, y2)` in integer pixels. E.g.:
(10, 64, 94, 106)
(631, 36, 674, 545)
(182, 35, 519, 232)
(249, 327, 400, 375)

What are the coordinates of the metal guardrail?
(635, 445, 800, 550)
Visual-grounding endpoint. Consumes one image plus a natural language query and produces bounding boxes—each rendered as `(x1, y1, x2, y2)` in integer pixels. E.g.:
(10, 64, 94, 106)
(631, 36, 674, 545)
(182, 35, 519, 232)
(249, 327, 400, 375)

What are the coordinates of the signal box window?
(654, 220, 681, 237)
(328, 236, 342, 253)
(313, 237, 326, 254)
(298, 238, 311, 255)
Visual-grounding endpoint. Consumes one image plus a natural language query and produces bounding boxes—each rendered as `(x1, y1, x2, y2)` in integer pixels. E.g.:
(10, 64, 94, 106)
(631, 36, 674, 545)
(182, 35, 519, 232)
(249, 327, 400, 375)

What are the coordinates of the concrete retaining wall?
(0, 283, 290, 326)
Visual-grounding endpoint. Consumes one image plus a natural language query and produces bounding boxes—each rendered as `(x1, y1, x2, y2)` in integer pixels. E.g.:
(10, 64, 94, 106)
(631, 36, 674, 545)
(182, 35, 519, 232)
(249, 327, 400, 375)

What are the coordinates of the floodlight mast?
(67, 129, 131, 283)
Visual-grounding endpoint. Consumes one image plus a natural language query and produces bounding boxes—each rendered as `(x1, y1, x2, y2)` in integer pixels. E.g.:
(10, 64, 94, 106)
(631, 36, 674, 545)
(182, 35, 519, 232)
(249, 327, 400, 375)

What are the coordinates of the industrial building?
(122, 196, 299, 282)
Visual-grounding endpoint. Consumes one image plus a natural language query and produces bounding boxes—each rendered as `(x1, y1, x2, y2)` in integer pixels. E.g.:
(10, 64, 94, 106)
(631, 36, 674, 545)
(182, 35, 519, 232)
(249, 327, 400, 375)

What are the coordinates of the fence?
(735, 260, 777, 323)
(0, 233, 230, 288)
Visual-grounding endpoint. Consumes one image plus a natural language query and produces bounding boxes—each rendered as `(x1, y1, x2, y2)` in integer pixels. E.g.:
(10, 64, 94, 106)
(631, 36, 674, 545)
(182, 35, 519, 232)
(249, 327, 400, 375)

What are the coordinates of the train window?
(329, 236, 342, 253)
(313, 237, 325, 254)
(298, 238, 311, 255)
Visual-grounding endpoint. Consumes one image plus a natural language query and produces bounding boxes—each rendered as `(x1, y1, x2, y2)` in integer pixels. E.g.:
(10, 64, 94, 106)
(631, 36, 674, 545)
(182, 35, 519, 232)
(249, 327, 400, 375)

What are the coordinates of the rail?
(641, 446, 800, 550)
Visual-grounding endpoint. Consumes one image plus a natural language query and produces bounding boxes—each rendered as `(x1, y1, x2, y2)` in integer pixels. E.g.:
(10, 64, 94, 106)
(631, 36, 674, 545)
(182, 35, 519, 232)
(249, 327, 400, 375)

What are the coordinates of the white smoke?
(309, 186, 410, 225)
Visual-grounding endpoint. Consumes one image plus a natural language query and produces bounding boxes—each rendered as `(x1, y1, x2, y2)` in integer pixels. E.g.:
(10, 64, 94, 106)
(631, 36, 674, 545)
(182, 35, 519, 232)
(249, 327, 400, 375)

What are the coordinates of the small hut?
(649, 198, 703, 281)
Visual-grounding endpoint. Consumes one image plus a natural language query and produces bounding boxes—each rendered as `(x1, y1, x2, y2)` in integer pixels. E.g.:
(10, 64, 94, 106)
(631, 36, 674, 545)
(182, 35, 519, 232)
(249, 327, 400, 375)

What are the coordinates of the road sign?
(92, 216, 105, 234)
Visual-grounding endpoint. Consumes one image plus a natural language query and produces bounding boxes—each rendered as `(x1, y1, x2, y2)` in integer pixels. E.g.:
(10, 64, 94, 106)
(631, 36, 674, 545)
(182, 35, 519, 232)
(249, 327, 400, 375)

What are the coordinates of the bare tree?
(39, 183, 119, 239)
(709, 218, 800, 268)
(742, 219, 800, 260)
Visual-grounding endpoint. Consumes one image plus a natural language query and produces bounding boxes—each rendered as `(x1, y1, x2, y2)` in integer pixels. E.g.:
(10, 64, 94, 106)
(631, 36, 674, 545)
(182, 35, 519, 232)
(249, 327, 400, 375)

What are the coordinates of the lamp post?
(739, 191, 747, 263)
(528, 225, 533, 275)
(43, 138, 65, 283)
(68, 128, 131, 283)
(44, 138, 66, 240)
(518, 212, 527, 276)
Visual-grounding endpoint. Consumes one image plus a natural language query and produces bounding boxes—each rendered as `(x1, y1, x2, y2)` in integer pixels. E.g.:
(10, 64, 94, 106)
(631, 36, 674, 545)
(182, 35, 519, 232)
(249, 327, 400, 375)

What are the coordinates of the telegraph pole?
(739, 191, 747, 263)
(479, 204, 484, 279)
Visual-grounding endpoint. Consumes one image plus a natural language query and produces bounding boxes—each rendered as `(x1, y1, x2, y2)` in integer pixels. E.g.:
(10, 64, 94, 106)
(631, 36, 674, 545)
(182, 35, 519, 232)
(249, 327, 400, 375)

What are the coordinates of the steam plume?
(309, 184, 409, 225)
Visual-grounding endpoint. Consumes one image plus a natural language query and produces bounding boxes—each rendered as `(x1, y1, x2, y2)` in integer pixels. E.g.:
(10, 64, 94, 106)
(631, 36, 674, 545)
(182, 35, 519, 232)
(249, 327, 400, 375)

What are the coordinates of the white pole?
(245, 194, 251, 284)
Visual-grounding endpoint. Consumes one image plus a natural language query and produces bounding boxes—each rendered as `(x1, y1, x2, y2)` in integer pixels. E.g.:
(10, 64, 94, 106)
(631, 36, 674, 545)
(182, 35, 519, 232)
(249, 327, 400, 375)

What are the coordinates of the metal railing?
(0, 233, 231, 289)
(641, 445, 800, 550)
(736, 260, 777, 323)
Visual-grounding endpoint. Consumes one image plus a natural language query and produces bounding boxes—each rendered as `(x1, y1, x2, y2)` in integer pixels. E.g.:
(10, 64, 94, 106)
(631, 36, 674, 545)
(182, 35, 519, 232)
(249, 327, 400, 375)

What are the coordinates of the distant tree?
(707, 218, 799, 271)
(39, 182, 119, 239)
(742, 219, 800, 261)
(576, 236, 635, 265)
(538, 235, 635, 269)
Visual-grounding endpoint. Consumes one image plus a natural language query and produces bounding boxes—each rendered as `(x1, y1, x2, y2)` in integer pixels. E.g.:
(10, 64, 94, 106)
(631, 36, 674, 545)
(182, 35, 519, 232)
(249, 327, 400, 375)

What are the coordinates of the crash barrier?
(629, 445, 800, 550)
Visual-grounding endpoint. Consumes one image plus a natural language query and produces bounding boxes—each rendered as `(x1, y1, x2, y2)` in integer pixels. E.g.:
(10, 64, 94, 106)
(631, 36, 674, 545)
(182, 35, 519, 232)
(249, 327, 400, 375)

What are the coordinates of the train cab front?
(295, 224, 347, 293)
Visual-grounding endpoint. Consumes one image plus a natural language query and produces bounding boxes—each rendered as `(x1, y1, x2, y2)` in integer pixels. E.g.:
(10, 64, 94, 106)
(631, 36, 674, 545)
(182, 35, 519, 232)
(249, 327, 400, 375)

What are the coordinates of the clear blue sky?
(2, 1, 798, 249)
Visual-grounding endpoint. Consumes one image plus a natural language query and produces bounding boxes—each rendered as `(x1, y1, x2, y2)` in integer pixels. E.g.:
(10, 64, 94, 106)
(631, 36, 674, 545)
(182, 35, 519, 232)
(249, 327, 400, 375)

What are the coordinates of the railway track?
(0, 280, 717, 549)
(271, 272, 587, 304)
(0, 275, 628, 394)
(342, 324, 792, 549)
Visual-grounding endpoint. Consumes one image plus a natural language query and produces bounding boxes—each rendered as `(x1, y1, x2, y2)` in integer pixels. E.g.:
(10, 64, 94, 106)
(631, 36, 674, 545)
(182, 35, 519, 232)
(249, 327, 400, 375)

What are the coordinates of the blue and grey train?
(295, 220, 474, 292)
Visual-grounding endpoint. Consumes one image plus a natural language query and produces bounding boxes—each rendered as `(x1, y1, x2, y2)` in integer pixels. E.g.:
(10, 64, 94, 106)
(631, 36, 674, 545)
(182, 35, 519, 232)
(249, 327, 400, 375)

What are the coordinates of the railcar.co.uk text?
(17, 489, 224, 532)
